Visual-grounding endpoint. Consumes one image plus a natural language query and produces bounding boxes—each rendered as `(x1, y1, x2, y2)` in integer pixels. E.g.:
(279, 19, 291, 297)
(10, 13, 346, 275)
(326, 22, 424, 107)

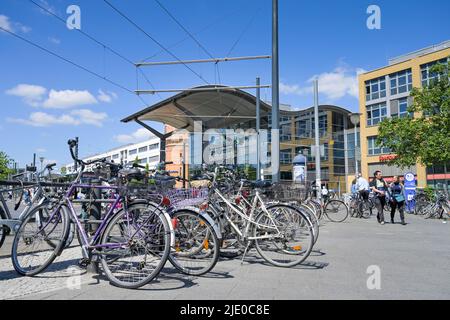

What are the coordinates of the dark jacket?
(369, 178, 389, 198)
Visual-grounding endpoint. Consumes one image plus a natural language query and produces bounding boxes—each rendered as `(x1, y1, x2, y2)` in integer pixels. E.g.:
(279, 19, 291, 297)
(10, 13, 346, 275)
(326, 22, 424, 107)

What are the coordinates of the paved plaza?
(1, 209, 449, 300)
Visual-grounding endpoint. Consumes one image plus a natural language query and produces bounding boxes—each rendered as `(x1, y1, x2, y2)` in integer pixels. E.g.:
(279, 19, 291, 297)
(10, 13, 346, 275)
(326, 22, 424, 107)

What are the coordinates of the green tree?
(377, 60, 450, 167)
(60, 166, 67, 175)
(0, 151, 13, 180)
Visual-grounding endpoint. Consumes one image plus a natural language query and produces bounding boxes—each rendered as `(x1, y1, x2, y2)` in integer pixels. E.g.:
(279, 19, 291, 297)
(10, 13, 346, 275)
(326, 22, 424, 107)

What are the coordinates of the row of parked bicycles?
(0, 139, 349, 289)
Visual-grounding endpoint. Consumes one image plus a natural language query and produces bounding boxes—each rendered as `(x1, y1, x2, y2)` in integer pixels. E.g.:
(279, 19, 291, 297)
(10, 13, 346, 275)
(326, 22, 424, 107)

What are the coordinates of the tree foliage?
(0, 151, 13, 180)
(377, 60, 450, 167)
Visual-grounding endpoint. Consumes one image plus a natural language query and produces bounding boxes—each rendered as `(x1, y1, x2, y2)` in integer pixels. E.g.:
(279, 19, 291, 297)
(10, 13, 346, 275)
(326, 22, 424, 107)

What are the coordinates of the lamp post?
(349, 113, 362, 177)
(39, 157, 44, 172)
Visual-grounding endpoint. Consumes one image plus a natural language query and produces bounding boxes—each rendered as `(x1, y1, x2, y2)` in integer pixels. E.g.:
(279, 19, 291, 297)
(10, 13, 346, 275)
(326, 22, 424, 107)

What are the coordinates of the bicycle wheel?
(254, 204, 314, 267)
(0, 207, 6, 248)
(99, 205, 171, 289)
(358, 201, 372, 219)
(168, 209, 219, 276)
(296, 203, 319, 245)
(11, 203, 70, 276)
(324, 200, 349, 222)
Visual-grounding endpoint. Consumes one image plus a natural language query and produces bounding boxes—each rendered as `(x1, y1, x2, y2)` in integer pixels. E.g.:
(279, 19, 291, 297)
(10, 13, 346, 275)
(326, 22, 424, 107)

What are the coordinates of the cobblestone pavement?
(1, 213, 449, 300)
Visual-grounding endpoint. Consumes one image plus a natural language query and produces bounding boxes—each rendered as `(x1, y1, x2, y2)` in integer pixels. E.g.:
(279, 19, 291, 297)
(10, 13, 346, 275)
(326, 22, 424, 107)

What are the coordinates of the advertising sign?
(404, 172, 416, 212)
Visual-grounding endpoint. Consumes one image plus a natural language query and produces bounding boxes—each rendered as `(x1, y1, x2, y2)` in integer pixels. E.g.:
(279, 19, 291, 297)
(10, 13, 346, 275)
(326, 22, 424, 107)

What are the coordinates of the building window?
(366, 102, 387, 126)
(295, 118, 312, 138)
(390, 69, 412, 95)
(112, 154, 119, 159)
(138, 146, 148, 153)
(148, 143, 159, 151)
(280, 149, 292, 164)
(280, 124, 291, 141)
(311, 115, 328, 137)
(148, 155, 159, 163)
(365, 76, 386, 101)
(368, 136, 390, 155)
(421, 58, 449, 87)
(138, 158, 147, 164)
(391, 97, 412, 118)
(129, 149, 137, 156)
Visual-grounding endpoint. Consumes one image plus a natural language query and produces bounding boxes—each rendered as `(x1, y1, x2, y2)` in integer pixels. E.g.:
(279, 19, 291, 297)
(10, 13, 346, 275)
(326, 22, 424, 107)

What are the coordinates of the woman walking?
(389, 176, 407, 225)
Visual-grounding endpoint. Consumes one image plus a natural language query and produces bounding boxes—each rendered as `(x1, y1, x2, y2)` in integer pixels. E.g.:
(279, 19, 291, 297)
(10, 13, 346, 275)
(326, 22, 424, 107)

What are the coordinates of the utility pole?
(74, 136, 79, 171)
(256, 77, 261, 180)
(271, 0, 280, 183)
(314, 78, 321, 200)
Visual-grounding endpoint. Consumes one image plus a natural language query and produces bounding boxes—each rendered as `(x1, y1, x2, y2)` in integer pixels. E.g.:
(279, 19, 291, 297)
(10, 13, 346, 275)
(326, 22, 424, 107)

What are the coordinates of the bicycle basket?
(164, 188, 209, 209)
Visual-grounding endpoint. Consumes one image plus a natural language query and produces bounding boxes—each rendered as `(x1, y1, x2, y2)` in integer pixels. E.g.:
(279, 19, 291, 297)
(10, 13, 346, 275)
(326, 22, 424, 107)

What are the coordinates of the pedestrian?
(389, 176, 407, 225)
(369, 170, 389, 225)
(351, 179, 358, 194)
(355, 173, 370, 201)
(321, 183, 329, 203)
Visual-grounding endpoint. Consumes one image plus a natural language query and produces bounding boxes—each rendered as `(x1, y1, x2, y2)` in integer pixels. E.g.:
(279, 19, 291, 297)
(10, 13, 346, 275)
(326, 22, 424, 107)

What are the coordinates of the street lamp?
(39, 157, 44, 172)
(349, 113, 362, 177)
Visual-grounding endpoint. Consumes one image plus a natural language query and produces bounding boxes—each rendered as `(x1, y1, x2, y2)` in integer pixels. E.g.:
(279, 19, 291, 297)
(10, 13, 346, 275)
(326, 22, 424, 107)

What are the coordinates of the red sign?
(379, 154, 397, 162)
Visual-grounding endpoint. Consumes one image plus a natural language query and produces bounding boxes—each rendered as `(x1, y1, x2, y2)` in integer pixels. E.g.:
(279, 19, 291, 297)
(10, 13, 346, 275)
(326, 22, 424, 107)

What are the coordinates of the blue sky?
(1, 0, 449, 169)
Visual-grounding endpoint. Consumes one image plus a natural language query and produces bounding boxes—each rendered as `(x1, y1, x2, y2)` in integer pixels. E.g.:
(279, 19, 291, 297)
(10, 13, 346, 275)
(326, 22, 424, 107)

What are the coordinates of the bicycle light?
(161, 196, 171, 207)
(199, 202, 209, 211)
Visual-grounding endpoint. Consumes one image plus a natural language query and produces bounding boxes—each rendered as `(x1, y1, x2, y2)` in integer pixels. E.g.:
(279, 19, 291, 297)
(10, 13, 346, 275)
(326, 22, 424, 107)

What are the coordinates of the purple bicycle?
(11, 139, 171, 289)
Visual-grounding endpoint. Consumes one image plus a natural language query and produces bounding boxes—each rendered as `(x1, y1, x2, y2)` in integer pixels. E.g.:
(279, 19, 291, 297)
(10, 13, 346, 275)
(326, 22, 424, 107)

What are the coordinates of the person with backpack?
(389, 176, 407, 225)
(369, 170, 389, 225)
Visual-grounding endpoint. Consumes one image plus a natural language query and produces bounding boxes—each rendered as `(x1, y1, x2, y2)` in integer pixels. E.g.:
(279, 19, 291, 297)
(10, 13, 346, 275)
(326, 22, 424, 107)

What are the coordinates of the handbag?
(394, 194, 405, 202)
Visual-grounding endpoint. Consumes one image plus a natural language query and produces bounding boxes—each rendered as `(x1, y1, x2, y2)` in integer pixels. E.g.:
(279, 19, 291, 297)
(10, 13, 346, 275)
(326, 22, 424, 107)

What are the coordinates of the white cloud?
(42, 89, 98, 109)
(279, 65, 366, 101)
(97, 89, 117, 103)
(114, 128, 154, 144)
(279, 82, 312, 95)
(70, 109, 107, 127)
(0, 15, 13, 32)
(0, 15, 31, 34)
(8, 109, 108, 127)
(6, 84, 47, 106)
(48, 37, 61, 44)
(36, 0, 58, 16)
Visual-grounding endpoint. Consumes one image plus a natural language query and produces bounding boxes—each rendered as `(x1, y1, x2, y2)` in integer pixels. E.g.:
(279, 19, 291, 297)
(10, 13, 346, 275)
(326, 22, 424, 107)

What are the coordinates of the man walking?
(369, 170, 389, 225)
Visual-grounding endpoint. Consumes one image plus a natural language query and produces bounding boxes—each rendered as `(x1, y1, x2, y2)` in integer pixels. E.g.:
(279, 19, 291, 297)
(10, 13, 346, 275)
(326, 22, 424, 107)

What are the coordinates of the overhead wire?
(103, 0, 210, 85)
(27, 0, 161, 101)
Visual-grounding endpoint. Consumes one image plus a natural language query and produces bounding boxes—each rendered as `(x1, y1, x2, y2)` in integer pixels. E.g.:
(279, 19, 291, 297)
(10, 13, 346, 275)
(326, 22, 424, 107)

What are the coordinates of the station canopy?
(121, 85, 272, 131)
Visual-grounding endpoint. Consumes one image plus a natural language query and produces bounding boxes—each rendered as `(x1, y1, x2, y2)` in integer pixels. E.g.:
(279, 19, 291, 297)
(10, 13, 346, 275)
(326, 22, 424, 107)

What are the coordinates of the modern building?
(122, 86, 360, 194)
(63, 137, 161, 175)
(358, 40, 450, 187)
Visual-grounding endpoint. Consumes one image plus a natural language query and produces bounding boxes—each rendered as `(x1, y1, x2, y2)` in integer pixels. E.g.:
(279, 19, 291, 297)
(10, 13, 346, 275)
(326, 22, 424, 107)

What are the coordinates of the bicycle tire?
(0, 206, 7, 248)
(168, 209, 219, 276)
(324, 200, 349, 222)
(11, 203, 70, 276)
(358, 201, 372, 219)
(99, 205, 171, 289)
(296, 203, 319, 245)
(254, 203, 314, 268)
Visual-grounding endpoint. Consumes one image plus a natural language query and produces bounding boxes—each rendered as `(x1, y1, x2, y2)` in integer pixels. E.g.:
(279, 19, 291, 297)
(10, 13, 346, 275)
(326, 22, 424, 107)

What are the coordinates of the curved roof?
(122, 85, 353, 131)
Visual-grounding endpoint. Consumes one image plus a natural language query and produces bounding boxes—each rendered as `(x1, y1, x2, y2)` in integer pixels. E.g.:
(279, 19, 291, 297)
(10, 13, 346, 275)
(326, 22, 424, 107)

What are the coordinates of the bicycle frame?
(208, 186, 282, 242)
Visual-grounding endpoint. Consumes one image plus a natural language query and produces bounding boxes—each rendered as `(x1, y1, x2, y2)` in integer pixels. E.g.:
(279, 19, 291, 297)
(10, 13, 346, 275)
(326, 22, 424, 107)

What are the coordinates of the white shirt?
(355, 177, 369, 191)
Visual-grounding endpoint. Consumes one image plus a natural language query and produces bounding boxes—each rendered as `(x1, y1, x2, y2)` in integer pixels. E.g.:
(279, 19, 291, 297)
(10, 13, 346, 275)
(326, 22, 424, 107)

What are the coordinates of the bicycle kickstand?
(240, 241, 252, 265)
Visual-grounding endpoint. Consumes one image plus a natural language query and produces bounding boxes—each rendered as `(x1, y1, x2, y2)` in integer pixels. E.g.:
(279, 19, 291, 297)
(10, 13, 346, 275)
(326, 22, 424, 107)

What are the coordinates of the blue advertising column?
(404, 172, 416, 213)
(293, 153, 307, 183)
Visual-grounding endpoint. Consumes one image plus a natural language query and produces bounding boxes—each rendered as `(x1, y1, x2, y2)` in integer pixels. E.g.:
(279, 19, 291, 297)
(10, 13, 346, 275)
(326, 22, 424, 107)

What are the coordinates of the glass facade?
(367, 136, 390, 155)
(390, 69, 413, 95)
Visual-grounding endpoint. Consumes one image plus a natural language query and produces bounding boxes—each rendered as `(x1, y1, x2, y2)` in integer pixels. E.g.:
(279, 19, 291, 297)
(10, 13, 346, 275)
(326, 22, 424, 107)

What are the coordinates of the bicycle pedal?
(78, 258, 90, 268)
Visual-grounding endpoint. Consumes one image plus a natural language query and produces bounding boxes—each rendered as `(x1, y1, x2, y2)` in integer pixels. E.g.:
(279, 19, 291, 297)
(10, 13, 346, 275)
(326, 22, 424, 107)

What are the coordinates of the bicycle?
(0, 163, 57, 248)
(11, 139, 171, 289)
(202, 167, 315, 267)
